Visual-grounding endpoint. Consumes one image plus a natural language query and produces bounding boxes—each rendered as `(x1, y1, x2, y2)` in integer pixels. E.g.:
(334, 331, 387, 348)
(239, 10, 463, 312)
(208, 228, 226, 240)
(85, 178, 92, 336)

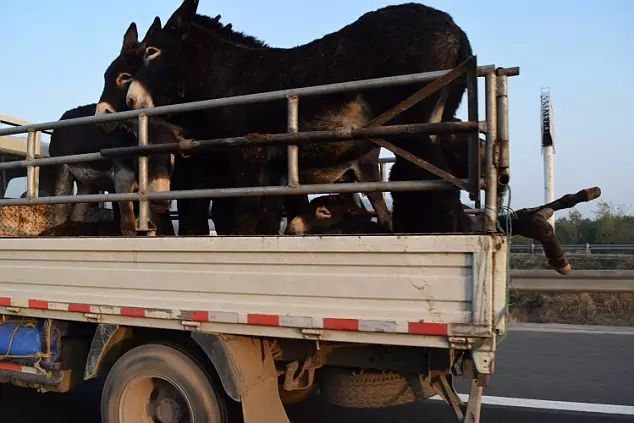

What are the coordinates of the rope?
(0, 319, 53, 362)
(496, 185, 514, 343)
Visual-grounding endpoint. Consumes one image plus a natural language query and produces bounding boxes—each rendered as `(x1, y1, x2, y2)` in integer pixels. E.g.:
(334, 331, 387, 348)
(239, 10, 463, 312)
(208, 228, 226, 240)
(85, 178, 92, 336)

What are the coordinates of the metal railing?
(510, 270, 634, 292)
(0, 58, 519, 234)
(512, 244, 634, 255)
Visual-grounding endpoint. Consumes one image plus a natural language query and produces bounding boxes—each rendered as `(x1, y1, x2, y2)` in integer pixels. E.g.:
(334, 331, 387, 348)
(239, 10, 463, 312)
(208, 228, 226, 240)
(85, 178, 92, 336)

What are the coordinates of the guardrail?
(510, 270, 634, 292)
(512, 244, 634, 255)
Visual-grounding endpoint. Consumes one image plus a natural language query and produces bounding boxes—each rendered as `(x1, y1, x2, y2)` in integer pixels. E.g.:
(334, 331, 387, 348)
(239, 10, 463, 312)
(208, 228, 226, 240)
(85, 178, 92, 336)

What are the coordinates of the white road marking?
(430, 394, 634, 415)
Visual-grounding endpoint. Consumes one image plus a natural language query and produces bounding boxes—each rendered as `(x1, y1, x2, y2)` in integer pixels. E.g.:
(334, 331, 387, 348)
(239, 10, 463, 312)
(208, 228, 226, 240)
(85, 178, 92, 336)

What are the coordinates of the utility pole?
(541, 87, 555, 228)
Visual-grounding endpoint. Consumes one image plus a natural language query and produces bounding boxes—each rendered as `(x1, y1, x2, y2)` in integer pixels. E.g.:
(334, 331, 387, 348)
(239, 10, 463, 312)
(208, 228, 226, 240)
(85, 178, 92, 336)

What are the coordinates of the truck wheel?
(101, 344, 227, 423)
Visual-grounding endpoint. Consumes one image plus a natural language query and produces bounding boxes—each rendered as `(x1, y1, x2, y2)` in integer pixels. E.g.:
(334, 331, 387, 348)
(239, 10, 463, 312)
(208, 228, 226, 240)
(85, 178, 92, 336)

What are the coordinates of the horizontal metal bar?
(512, 244, 634, 251)
(187, 121, 481, 151)
(511, 270, 634, 293)
(0, 152, 106, 170)
(0, 115, 53, 135)
(0, 180, 459, 207)
(0, 66, 504, 136)
(0, 121, 481, 170)
(496, 67, 520, 77)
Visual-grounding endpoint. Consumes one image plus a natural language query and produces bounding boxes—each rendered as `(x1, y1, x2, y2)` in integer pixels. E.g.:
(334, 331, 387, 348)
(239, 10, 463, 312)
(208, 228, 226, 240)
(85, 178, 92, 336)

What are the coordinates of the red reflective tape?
(247, 314, 280, 326)
(69, 303, 91, 313)
(323, 318, 359, 331)
(0, 362, 23, 372)
(0, 297, 11, 306)
(28, 299, 49, 309)
(182, 311, 209, 322)
(121, 307, 146, 318)
(408, 322, 448, 336)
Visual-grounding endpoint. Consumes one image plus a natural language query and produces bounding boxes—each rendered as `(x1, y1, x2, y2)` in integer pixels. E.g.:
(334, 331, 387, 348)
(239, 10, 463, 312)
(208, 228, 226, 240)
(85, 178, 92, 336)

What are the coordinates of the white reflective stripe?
(47, 302, 69, 311)
(359, 320, 397, 333)
(210, 311, 239, 324)
(145, 309, 179, 319)
(279, 315, 312, 328)
(430, 394, 634, 416)
(20, 366, 39, 375)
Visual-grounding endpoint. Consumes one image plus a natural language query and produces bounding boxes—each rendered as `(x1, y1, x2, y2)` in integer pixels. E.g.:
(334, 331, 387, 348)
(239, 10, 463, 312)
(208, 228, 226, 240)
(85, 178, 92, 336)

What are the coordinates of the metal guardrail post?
(484, 71, 498, 232)
(287, 96, 300, 188)
(26, 130, 40, 198)
(136, 113, 153, 235)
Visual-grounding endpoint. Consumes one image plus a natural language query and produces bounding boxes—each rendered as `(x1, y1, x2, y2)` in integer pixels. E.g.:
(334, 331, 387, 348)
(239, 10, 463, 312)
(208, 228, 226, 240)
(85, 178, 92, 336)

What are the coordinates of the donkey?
(285, 194, 390, 235)
(126, 0, 466, 234)
(96, 13, 388, 235)
(49, 103, 177, 235)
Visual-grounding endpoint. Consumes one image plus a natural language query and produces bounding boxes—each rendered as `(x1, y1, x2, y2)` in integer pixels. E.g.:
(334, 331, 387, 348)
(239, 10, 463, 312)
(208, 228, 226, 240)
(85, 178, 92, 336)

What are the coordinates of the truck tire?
(101, 344, 227, 423)
(318, 367, 435, 408)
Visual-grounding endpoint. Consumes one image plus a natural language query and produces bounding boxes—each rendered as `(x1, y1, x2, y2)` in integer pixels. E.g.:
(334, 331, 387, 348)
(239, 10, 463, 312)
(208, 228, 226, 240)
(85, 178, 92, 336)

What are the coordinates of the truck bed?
(0, 235, 507, 351)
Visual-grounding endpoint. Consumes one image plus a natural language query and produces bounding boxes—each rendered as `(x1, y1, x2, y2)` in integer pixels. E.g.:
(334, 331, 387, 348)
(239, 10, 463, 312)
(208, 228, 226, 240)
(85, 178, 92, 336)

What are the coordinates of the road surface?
(0, 324, 632, 422)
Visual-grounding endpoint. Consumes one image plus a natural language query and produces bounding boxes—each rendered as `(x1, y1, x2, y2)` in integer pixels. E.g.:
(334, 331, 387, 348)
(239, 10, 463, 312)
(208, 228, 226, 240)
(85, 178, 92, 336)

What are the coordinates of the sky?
(1, 1, 633, 215)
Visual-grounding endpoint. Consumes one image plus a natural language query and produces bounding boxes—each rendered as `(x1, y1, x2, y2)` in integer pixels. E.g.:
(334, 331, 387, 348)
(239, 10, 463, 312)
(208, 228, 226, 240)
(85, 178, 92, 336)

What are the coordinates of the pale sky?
(1, 1, 632, 215)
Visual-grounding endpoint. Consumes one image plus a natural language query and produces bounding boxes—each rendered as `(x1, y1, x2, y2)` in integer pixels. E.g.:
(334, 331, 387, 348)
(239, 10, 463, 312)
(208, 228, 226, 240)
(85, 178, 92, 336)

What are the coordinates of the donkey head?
(285, 195, 374, 235)
(127, 0, 199, 110)
(96, 18, 162, 131)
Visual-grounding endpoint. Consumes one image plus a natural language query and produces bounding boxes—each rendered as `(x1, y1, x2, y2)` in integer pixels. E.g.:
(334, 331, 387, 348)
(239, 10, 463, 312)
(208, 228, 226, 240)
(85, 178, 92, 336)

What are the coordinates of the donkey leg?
(232, 148, 269, 235)
(71, 183, 98, 222)
(510, 208, 571, 274)
(354, 149, 392, 229)
(114, 164, 138, 236)
(53, 164, 74, 226)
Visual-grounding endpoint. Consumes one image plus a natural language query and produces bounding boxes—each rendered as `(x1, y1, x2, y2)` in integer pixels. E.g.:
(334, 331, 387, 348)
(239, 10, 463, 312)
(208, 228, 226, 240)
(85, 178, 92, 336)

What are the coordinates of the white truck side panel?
(0, 235, 506, 348)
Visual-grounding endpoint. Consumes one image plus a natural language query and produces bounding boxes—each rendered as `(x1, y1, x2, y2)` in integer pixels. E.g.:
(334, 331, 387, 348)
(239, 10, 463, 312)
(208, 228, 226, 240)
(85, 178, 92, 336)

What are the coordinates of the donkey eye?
(144, 46, 161, 61)
(116, 73, 133, 86)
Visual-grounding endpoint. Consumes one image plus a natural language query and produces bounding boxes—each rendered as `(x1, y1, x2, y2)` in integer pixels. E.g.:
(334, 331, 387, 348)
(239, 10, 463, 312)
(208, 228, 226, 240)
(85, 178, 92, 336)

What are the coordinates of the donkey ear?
(142, 16, 162, 43)
(166, 0, 199, 37)
(121, 22, 139, 53)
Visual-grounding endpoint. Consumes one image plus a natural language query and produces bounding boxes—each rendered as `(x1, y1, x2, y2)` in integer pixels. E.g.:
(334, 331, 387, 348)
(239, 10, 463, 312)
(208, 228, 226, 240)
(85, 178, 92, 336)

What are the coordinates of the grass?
(509, 253, 634, 327)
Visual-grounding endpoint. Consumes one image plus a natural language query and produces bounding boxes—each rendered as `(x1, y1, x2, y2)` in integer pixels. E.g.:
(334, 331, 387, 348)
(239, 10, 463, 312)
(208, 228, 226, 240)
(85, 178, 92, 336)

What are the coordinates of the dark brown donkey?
(49, 104, 177, 235)
(126, 0, 470, 234)
(98, 11, 389, 235)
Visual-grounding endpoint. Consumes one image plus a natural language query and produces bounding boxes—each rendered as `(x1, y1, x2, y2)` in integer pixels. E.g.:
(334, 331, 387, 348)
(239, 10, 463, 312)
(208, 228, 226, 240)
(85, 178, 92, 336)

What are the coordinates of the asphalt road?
(0, 324, 632, 422)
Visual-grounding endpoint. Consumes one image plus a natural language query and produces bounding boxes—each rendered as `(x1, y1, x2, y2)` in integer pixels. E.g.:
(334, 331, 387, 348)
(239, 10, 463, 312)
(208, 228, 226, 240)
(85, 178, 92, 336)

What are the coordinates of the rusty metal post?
(26, 130, 40, 199)
(287, 96, 300, 187)
(466, 60, 481, 208)
(496, 72, 510, 193)
(484, 71, 498, 232)
(136, 113, 152, 234)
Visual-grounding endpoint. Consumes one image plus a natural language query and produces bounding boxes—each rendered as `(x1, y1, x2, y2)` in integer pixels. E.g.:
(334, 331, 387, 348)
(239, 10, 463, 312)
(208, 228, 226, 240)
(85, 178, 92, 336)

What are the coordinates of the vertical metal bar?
(287, 96, 300, 188)
(466, 59, 481, 208)
(496, 73, 510, 207)
(137, 113, 151, 233)
(380, 162, 387, 183)
(26, 130, 39, 199)
(484, 71, 498, 232)
(1, 156, 7, 197)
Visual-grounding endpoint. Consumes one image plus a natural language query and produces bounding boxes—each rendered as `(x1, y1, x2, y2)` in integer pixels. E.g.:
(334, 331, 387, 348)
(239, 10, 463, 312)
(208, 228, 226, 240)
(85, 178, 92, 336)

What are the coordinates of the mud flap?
(236, 338, 289, 423)
(192, 333, 289, 423)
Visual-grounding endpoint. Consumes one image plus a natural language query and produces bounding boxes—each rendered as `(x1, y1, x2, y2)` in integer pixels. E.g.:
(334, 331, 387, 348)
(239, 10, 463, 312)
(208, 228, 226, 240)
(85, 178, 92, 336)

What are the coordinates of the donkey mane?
(59, 104, 97, 120)
(191, 14, 268, 48)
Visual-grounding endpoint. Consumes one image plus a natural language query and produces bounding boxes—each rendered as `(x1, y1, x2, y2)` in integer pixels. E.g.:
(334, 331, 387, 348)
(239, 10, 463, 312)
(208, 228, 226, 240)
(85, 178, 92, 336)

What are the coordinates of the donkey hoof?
(556, 263, 572, 275)
(585, 187, 601, 201)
